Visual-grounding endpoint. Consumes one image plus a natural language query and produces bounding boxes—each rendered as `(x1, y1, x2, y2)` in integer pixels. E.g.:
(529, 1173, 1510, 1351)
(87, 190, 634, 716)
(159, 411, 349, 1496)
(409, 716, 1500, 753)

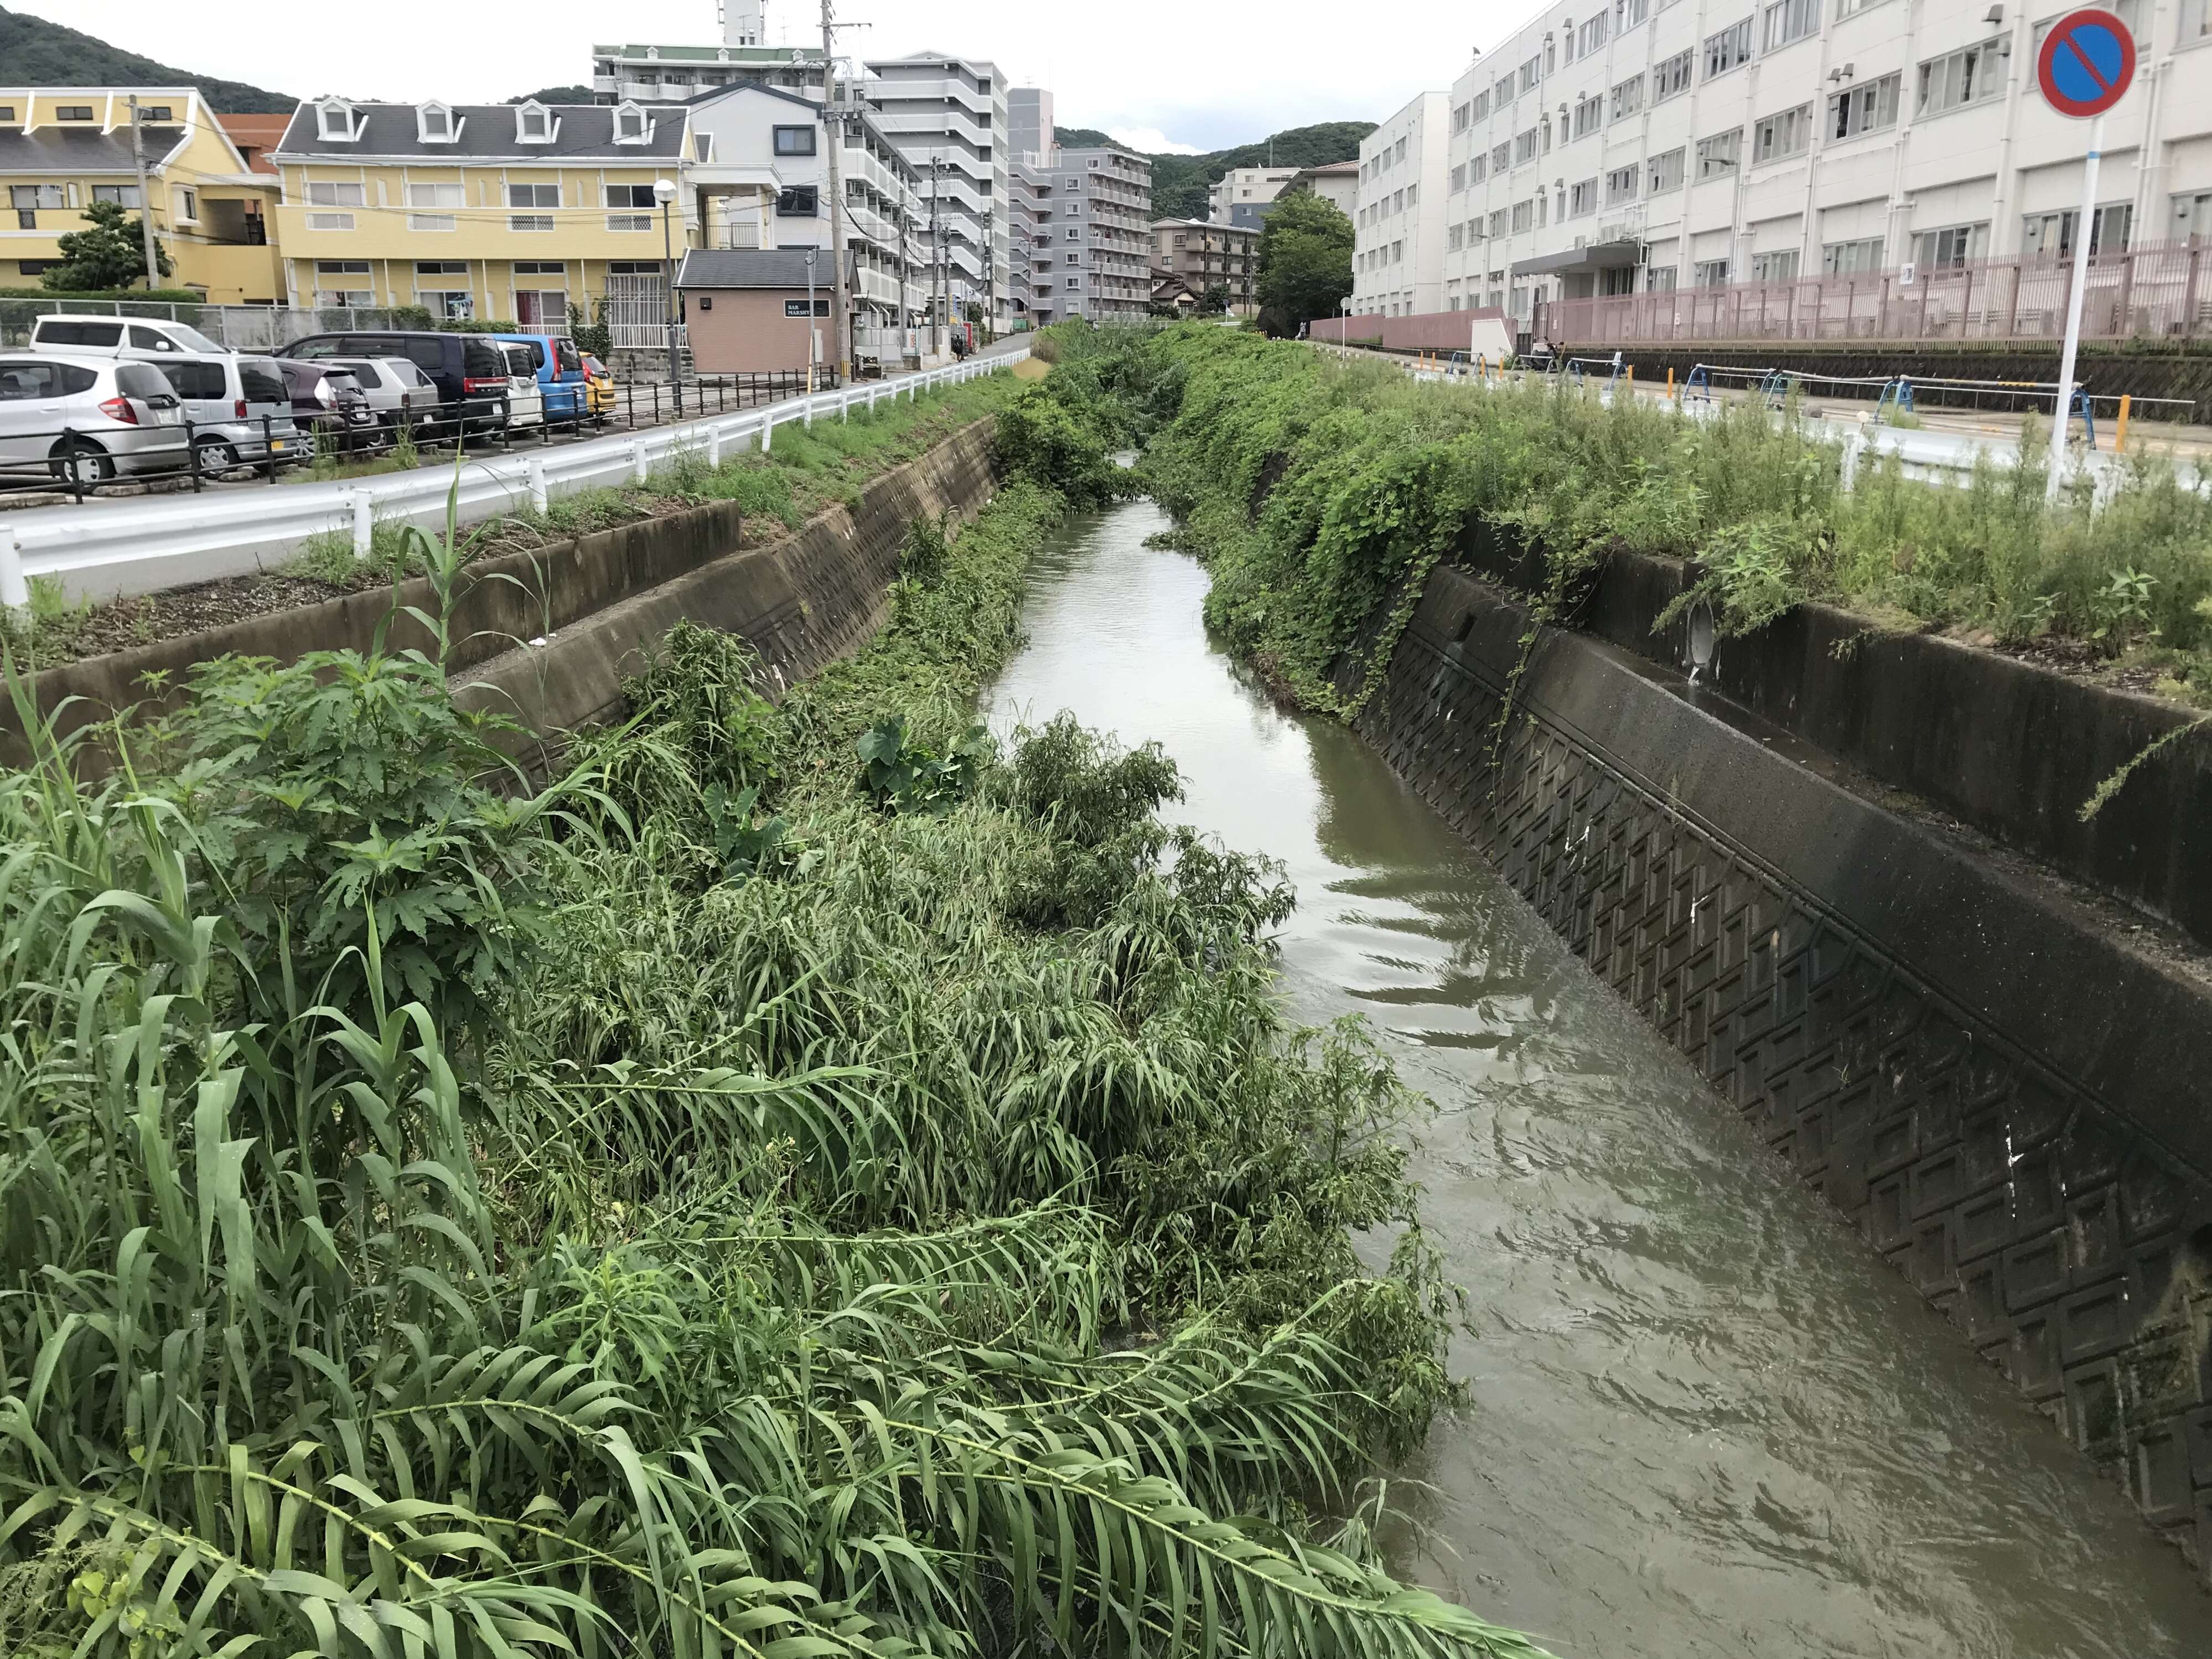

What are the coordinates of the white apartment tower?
(593, 1, 827, 106)
(864, 53, 1013, 329)
(1353, 93, 1453, 316)
(1431, 0, 2212, 330)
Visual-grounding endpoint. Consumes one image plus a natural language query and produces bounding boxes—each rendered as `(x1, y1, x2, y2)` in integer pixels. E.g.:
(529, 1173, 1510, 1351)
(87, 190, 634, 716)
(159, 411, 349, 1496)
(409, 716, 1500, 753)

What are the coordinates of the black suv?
(283, 331, 513, 433)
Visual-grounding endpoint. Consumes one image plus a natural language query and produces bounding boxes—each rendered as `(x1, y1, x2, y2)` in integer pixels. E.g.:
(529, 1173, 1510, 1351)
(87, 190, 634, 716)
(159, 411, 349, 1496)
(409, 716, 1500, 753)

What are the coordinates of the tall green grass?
(0, 409, 1548, 1657)
(1032, 322, 2212, 709)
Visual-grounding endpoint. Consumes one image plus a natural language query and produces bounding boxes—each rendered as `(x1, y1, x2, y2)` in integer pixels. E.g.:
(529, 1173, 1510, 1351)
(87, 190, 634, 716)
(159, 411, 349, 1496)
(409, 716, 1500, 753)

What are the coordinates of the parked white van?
(28, 315, 230, 360)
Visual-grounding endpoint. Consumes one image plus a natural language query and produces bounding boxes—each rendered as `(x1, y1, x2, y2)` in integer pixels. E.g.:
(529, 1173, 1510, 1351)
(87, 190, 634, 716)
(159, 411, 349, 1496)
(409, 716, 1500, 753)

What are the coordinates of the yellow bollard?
(2116, 393, 2132, 452)
(1667, 365, 1676, 397)
(1626, 364, 1635, 390)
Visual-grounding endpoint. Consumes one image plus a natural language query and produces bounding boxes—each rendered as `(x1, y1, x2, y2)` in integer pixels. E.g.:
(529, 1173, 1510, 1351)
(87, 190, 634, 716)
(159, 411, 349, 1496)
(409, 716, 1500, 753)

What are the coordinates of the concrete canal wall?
(1341, 563, 2212, 1579)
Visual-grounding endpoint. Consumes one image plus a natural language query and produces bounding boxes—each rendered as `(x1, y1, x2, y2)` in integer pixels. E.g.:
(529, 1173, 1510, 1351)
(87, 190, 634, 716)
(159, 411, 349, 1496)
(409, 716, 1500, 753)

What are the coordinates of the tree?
(44, 199, 170, 292)
(1254, 189, 1352, 337)
(1198, 283, 1231, 317)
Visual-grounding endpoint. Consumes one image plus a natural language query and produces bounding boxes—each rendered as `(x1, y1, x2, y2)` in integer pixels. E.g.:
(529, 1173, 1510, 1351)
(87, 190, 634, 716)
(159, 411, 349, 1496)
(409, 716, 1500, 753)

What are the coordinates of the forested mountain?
(1051, 121, 1376, 221)
(0, 6, 297, 112)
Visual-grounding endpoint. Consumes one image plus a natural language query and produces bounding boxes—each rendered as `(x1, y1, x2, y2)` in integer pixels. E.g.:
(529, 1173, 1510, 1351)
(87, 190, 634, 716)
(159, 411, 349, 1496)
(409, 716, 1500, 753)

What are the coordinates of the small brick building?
(674, 248, 832, 376)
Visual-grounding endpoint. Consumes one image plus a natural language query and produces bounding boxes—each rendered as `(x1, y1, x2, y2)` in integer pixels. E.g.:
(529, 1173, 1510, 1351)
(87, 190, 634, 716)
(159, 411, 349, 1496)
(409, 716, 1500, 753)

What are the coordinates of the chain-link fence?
(0, 301, 429, 353)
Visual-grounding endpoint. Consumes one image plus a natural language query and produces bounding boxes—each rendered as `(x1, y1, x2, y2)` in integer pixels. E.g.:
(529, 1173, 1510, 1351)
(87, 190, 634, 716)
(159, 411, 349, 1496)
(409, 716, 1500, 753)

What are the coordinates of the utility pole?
(126, 96, 160, 291)
(931, 153, 946, 361)
(820, 0, 849, 386)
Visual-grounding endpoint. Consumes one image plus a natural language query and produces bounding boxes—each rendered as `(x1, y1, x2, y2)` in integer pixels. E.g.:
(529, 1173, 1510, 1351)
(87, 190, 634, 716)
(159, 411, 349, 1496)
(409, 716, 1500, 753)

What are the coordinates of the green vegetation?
(1025, 323, 2212, 712)
(0, 7, 296, 112)
(43, 199, 170, 293)
(1055, 122, 1375, 221)
(0, 355, 1549, 1658)
(1256, 191, 1354, 339)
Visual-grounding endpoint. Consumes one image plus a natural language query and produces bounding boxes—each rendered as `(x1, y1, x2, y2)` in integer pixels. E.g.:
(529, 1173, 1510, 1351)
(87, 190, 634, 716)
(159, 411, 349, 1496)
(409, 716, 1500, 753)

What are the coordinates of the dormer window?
(417, 102, 457, 143)
(316, 97, 357, 141)
(516, 101, 554, 143)
(613, 102, 649, 143)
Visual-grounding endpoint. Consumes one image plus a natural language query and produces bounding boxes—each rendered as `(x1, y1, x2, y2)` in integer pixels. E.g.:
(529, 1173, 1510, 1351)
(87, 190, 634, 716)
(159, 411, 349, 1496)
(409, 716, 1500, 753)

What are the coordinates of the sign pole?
(2047, 111, 2104, 502)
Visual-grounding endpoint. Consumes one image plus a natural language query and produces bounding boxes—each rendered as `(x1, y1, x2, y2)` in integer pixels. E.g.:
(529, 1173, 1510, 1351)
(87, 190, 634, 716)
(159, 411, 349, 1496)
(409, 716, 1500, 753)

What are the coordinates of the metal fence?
(0, 371, 838, 506)
(2, 351, 1019, 602)
(0, 302, 463, 354)
(1541, 240, 2212, 348)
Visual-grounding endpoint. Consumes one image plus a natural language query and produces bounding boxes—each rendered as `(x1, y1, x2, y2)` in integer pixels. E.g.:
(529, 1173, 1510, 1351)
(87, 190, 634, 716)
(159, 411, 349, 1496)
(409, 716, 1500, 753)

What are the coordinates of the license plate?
(155, 408, 180, 426)
(270, 440, 289, 452)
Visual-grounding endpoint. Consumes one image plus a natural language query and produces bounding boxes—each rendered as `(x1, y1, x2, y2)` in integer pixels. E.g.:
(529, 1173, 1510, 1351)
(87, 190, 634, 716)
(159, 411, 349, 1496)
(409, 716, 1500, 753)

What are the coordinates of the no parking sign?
(2036, 8, 2136, 118)
(2034, 8, 2137, 497)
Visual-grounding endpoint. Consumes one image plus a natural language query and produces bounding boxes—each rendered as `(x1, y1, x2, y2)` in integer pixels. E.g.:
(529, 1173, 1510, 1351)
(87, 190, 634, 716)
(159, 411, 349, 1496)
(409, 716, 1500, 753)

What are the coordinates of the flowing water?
(984, 498, 2206, 1659)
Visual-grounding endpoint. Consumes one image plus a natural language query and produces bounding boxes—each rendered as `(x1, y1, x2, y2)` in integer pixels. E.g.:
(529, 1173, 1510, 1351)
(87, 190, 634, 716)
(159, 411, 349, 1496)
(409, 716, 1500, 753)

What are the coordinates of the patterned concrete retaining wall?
(1341, 569, 2212, 1579)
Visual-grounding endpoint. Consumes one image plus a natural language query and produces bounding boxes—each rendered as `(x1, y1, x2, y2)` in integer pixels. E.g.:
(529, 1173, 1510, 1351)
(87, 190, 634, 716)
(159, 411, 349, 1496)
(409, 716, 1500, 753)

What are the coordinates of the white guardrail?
(1388, 352, 2195, 502)
(2, 351, 1027, 603)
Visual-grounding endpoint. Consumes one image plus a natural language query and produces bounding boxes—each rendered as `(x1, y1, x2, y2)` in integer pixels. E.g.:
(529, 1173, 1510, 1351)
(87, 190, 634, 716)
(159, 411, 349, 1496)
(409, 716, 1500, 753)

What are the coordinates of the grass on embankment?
(0, 382, 1554, 1659)
(1028, 321, 2212, 713)
(0, 375, 1018, 668)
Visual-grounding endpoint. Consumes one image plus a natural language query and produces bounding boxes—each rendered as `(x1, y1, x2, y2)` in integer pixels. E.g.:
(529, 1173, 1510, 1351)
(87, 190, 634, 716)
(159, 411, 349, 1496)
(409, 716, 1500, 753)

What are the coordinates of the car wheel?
(49, 438, 115, 484)
(196, 437, 240, 473)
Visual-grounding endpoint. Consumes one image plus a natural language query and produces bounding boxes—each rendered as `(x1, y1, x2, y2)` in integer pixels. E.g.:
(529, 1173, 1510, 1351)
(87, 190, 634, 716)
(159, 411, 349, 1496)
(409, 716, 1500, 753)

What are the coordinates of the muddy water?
(984, 497, 2204, 1659)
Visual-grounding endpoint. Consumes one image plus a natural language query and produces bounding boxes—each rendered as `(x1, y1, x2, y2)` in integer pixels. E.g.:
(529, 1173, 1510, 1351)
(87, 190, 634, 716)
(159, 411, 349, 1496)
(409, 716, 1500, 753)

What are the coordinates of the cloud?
(1106, 127, 1205, 155)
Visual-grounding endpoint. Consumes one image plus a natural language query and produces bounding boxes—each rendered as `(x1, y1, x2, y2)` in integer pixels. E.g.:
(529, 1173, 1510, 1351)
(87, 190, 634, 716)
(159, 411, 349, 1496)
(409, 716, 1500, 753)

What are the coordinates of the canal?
(984, 496, 2205, 1658)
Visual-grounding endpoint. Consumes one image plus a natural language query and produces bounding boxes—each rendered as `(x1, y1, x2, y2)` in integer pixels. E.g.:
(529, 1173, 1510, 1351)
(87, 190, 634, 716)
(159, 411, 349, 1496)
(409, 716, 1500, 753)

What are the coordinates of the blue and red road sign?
(2036, 8, 2136, 118)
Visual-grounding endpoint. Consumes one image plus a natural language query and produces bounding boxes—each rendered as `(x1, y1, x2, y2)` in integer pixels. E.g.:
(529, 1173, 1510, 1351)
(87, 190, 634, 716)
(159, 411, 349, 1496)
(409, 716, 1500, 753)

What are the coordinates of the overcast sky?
(19, 0, 1520, 153)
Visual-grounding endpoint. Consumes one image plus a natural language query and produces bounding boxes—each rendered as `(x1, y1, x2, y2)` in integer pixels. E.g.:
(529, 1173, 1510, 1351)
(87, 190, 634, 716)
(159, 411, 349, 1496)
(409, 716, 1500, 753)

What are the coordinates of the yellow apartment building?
(269, 97, 697, 345)
(0, 88, 284, 302)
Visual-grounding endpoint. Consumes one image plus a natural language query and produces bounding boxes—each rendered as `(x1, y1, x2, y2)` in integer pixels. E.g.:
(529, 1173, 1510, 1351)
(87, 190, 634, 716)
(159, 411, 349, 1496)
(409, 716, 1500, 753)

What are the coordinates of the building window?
(419, 105, 454, 141)
(1452, 103, 1472, 133)
(1518, 54, 1543, 93)
(1762, 0, 1821, 52)
(406, 182, 461, 231)
(0, 108, 14, 122)
(1606, 165, 1639, 205)
(1491, 142, 1511, 173)
(304, 179, 363, 231)
(1647, 147, 1686, 194)
(1751, 249, 1799, 281)
(1752, 103, 1812, 164)
(1612, 76, 1645, 122)
(1822, 237, 1884, 274)
(1696, 128, 1743, 180)
(2022, 205, 2133, 259)
(1469, 155, 1488, 184)
(1514, 127, 1541, 165)
(774, 185, 820, 217)
(1495, 75, 1515, 108)
(1570, 178, 1599, 217)
(316, 100, 355, 142)
(1644, 264, 1679, 291)
(1917, 42, 2008, 117)
(1489, 209, 1509, 237)
(175, 188, 197, 221)
(1394, 137, 1408, 164)
(56, 105, 94, 122)
(1655, 49, 1695, 102)
(1828, 73, 1900, 139)
(1449, 224, 1465, 251)
(1694, 258, 1731, 286)
(1574, 94, 1604, 139)
(1451, 163, 1467, 193)
(1617, 0, 1652, 30)
(136, 106, 173, 122)
(313, 256, 374, 307)
(1923, 222, 1992, 266)
(519, 105, 551, 141)
(92, 185, 144, 208)
(607, 182, 659, 230)
(1704, 19, 1754, 79)
(1472, 90, 1490, 120)
(1577, 13, 1610, 55)
(774, 125, 817, 156)
(514, 261, 566, 276)
(1511, 199, 1535, 232)
(614, 104, 649, 142)
(509, 182, 560, 231)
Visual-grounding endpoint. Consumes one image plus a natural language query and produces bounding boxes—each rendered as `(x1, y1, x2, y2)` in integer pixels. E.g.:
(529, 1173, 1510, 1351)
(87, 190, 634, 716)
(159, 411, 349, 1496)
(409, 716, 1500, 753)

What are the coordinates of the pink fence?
(1309, 308, 1514, 351)
(1543, 241, 2212, 348)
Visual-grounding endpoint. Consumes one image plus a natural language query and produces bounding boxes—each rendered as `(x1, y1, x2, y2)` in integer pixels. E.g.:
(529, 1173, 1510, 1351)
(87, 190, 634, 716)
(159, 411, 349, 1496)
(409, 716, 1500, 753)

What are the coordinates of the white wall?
(1400, 0, 2212, 326)
(1353, 92, 1452, 314)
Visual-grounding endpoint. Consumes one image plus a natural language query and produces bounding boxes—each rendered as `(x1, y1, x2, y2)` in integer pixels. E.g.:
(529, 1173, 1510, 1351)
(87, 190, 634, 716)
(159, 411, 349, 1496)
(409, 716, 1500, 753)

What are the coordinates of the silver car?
(320, 356, 440, 442)
(0, 352, 188, 485)
(152, 353, 304, 473)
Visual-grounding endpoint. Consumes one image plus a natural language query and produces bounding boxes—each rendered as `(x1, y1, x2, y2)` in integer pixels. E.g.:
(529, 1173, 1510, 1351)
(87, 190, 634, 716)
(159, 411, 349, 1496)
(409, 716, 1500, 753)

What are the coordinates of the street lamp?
(804, 247, 819, 392)
(654, 177, 682, 414)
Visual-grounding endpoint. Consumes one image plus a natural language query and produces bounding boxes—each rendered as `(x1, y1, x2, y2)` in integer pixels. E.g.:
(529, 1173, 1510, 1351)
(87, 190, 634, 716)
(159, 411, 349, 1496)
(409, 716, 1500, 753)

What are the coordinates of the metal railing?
(1542, 239, 2212, 348)
(0, 373, 840, 507)
(2, 352, 1022, 601)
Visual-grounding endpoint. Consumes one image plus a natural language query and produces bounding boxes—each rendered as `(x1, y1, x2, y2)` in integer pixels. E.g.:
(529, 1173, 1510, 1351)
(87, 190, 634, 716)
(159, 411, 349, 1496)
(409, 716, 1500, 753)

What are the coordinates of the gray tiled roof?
(0, 126, 185, 174)
(271, 102, 686, 162)
(674, 248, 826, 289)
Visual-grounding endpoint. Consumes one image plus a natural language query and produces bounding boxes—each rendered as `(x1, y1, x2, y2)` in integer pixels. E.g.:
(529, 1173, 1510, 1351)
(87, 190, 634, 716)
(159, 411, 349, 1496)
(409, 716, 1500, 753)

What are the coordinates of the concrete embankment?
(11, 419, 1001, 758)
(1339, 558, 2212, 1579)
